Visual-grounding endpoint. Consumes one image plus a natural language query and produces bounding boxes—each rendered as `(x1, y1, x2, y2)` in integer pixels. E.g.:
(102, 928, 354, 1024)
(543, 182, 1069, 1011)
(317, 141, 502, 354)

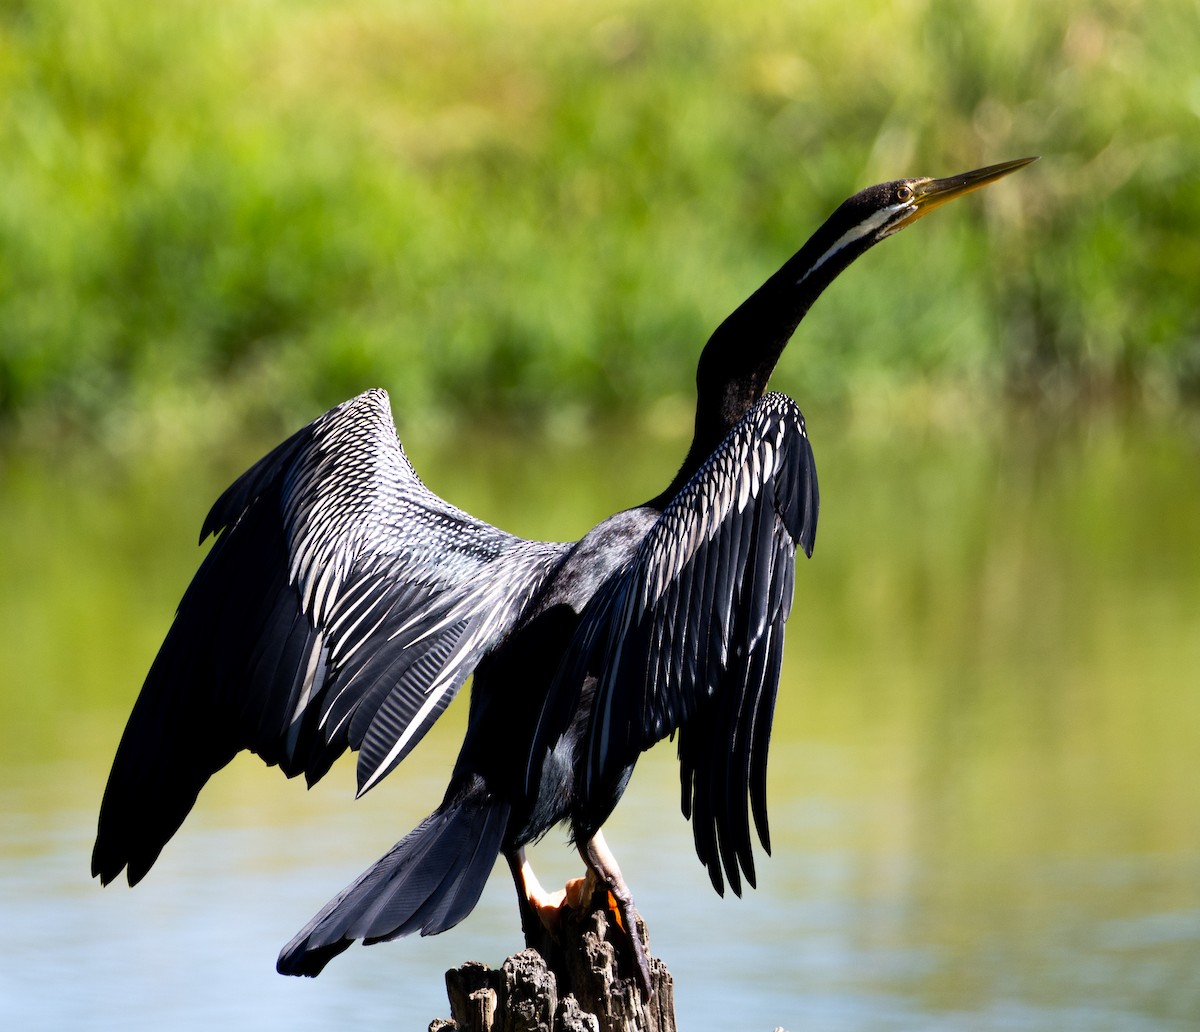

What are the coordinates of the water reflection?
(1, 406, 1197, 1030)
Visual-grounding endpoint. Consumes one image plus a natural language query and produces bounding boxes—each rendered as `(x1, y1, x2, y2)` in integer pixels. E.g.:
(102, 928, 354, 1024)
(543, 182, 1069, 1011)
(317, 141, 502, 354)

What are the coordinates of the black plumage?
(93, 158, 1034, 986)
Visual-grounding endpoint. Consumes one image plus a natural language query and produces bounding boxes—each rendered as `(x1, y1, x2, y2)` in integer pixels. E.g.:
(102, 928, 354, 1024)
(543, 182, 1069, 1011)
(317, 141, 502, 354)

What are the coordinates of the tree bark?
(432, 879, 676, 1032)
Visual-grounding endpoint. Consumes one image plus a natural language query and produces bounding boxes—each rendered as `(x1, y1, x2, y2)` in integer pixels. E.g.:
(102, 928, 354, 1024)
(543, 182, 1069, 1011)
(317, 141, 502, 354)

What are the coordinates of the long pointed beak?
(904, 156, 1038, 226)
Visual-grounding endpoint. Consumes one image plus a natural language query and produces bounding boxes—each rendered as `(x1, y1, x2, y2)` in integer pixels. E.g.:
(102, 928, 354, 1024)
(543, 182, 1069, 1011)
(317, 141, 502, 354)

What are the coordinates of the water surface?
(1, 405, 1197, 1030)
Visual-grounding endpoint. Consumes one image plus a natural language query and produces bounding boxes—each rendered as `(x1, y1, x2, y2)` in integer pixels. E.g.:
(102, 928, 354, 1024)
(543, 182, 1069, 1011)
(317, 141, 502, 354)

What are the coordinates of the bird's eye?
(896, 184, 914, 204)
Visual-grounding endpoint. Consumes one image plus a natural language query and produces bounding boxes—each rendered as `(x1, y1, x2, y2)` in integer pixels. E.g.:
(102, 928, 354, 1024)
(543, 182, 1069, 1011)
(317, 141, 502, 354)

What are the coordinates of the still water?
(1, 403, 1198, 1030)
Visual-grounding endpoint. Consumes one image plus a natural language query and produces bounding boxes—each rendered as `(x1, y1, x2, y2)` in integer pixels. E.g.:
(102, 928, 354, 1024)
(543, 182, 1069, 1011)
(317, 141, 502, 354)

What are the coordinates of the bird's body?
(93, 158, 1033, 982)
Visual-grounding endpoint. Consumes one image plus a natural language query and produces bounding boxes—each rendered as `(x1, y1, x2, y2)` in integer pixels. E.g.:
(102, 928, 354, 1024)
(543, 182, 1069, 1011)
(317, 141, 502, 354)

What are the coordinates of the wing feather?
(93, 389, 567, 886)
(560, 392, 818, 894)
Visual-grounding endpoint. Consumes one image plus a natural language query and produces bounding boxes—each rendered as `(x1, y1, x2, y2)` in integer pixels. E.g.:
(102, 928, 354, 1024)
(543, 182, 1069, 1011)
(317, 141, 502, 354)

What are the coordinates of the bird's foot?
(548, 869, 653, 996)
(509, 851, 594, 941)
(527, 872, 595, 934)
(509, 844, 653, 996)
(601, 880, 652, 996)
(563, 873, 593, 910)
(580, 831, 653, 996)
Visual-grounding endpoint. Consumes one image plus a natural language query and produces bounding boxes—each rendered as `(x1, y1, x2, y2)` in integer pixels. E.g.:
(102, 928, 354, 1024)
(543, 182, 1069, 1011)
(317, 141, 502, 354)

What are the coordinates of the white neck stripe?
(798, 203, 909, 285)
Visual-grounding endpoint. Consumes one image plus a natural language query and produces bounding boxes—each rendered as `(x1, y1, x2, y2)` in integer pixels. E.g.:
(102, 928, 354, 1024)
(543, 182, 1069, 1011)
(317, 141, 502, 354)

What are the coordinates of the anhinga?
(92, 157, 1034, 988)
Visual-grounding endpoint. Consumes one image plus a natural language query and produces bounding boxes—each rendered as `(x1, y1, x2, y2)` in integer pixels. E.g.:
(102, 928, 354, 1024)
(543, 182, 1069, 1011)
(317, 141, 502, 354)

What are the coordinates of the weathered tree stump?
(432, 879, 676, 1032)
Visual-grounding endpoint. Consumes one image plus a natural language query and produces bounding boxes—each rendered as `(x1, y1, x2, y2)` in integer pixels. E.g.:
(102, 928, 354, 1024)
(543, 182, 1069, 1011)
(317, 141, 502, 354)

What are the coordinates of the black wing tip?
(91, 862, 148, 889)
(752, 793, 772, 856)
(91, 860, 118, 887)
(90, 841, 113, 884)
(704, 850, 760, 899)
(91, 860, 122, 888)
(91, 831, 156, 887)
(799, 436, 819, 558)
(277, 937, 352, 977)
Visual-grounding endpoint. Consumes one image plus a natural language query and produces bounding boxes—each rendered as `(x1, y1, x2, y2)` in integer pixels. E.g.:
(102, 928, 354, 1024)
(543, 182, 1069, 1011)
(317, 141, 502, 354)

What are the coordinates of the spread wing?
(560, 392, 818, 895)
(93, 389, 567, 886)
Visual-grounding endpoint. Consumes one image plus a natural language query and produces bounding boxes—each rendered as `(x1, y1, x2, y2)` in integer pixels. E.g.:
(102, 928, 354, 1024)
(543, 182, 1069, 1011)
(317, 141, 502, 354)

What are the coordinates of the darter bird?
(92, 157, 1035, 989)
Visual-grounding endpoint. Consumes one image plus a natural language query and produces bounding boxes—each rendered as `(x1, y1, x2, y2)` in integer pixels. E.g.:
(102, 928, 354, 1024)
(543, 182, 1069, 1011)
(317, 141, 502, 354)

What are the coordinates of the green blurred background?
(1, 1, 1198, 1029)
(2, 0, 1198, 447)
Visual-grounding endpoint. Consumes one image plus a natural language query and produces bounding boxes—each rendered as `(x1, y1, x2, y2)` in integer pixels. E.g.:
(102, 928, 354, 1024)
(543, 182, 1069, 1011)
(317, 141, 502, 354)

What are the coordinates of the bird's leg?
(507, 848, 559, 942)
(506, 847, 592, 941)
(579, 829, 653, 995)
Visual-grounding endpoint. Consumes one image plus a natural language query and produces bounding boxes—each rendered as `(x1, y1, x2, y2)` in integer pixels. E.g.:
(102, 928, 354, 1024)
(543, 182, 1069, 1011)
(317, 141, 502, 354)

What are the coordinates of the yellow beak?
(903, 156, 1038, 226)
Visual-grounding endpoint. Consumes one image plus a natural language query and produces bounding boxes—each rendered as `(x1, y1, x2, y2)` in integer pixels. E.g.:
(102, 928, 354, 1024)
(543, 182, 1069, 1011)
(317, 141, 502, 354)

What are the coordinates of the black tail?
(277, 784, 510, 977)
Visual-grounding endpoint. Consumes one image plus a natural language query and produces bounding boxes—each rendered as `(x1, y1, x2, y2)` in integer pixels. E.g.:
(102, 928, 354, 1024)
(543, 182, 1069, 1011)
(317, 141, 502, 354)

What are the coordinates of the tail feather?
(277, 789, 509, 977)
(414, 804, 510, 936)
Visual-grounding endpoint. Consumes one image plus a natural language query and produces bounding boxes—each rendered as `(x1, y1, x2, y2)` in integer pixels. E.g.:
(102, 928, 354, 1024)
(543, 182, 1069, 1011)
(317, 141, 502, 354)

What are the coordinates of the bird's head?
(688, 155, 1037, 473)
(798, 156, 1038, 287)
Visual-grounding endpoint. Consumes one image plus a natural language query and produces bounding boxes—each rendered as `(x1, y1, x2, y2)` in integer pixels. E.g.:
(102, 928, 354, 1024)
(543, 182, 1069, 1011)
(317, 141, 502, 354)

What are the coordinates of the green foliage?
(0, 0, 1196, 445)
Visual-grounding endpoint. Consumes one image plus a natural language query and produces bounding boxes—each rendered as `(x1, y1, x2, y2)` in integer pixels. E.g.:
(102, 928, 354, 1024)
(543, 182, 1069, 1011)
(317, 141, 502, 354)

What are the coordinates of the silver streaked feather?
(533, 392, 818, 894)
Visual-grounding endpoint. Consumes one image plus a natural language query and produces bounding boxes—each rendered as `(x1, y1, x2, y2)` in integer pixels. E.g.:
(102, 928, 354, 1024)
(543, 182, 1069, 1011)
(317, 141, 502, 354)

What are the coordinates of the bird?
(92, 156, 1035, 989)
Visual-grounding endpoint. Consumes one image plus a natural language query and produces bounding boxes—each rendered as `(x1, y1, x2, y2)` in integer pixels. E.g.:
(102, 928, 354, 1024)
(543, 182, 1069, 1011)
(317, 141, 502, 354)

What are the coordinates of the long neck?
(654, 206, 877, 504)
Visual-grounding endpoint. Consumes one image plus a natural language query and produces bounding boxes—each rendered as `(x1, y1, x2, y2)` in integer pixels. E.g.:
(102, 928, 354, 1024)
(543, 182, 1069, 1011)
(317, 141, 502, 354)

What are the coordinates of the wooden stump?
(433, 880, 676, 1032)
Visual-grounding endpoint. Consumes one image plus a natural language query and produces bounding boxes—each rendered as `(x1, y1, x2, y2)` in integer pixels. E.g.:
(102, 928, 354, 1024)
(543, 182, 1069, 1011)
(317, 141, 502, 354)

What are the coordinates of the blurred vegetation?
(1, 0, 1197, 453)
(3, 7, 1197, 1020)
